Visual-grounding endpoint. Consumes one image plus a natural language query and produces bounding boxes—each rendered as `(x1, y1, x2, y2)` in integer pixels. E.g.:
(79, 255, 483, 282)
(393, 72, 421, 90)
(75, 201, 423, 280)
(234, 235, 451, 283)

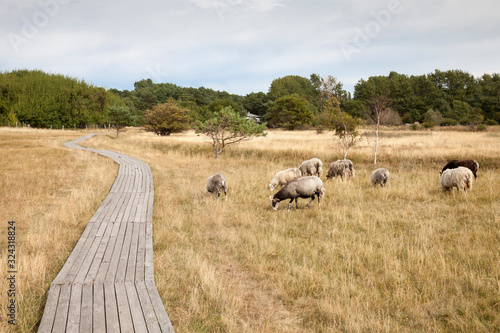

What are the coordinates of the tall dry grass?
(0, 128, 116, 332)
(80, 127, 499, 332)
(1, 126, 499, 332)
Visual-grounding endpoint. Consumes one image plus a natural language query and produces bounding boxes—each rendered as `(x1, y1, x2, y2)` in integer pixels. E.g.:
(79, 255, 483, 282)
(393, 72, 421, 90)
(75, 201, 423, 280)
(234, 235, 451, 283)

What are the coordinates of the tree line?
(1, 69, 499, 131)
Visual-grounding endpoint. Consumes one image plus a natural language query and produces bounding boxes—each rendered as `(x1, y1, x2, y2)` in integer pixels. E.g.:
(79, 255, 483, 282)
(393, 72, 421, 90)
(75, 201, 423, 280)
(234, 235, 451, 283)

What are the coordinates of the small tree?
(144, 100, 191, 136)
(194, 107, 267, 159)
(107, 105, 136, 138)
(320, 97, 362, 159)
(364, 93, 392, 164)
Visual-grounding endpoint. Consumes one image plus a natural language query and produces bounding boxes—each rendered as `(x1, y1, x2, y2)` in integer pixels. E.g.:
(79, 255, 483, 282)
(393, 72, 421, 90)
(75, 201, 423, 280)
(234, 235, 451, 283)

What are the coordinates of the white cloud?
(1, 0, 499, 95)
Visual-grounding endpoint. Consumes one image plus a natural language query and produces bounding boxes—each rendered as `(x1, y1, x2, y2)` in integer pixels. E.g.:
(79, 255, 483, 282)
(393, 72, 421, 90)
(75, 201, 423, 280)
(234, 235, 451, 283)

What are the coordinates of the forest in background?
(1, 69, 499, 129)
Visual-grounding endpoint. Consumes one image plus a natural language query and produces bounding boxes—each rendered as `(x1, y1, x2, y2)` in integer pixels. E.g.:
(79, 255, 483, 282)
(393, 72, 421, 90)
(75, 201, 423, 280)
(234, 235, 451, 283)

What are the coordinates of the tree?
(362, 83, 393, 164)
(320, 97, 362, 159)
(144, 99, 191, 136)
(194, 107, 267, 159)
(108, 105, 136, 138)
(268, 75, 319, 110)
(266, 94, 314, 130)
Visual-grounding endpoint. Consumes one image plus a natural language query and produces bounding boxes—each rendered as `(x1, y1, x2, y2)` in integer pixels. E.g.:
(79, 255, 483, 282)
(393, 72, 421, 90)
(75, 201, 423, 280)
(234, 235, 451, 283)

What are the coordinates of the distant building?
(246, 112, 262, 122)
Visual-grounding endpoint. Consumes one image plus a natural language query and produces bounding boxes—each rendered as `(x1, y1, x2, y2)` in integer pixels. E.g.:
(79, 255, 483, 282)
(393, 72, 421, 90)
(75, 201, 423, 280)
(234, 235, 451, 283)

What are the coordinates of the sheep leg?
(288, 199, 294, 212)
(305, 195, 315, 208)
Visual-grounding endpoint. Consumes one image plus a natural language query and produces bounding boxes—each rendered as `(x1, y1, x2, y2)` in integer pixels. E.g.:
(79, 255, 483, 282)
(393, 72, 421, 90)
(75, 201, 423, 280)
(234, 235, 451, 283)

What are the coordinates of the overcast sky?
(1, 0, 499, 95)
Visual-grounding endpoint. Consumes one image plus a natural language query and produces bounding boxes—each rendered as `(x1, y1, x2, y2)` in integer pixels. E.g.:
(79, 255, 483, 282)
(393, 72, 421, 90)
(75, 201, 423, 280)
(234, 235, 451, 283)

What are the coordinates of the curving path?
(38, 134, 174, 332)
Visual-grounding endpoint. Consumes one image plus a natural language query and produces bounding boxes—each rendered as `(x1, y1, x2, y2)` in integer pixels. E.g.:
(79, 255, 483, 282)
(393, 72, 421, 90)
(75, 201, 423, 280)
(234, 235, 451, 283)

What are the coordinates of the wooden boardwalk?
(38, 134, 174, 333)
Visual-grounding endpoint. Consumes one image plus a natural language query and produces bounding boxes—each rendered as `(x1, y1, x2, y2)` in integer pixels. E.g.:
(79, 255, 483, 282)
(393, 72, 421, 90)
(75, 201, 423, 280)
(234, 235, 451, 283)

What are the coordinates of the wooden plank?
(80, 283, 93, 333)
(115, 222, 134, 283)
(115, 283, 134, 333)
(66, 283, 82, 332)
(136, 281, 162, 333)
(135, 221, 147, 282)
(51, 284, 71, 332)
(125, 223, 140, 282)
(125, 281, 149, 332)
(85, 222, 114, 284)
(105, 221, 128, 283)
(93, 283, 106, 333)
(104, 283, 120, 332)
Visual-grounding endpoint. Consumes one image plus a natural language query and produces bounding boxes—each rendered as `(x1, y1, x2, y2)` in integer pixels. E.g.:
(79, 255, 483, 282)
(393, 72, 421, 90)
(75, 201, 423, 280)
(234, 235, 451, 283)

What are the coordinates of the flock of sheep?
(206, 158, 479, 211)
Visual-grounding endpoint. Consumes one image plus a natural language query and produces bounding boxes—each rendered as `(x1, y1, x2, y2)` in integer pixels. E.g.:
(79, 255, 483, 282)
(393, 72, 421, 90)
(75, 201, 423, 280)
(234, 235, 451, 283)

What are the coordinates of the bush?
(477, 124, 487, 131)
(484, 119, 498, 125)
(440, 118, 459, 126)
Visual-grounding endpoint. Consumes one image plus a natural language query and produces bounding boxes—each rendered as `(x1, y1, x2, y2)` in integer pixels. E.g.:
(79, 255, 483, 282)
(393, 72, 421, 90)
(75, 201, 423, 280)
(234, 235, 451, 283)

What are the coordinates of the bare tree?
(364, 93, 392, 164)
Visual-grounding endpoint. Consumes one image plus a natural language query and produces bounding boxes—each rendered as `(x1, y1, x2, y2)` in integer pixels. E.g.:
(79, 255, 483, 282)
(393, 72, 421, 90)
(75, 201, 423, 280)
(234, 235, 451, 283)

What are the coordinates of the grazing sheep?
(441, 159, 479, 179)
(206, 173, 228, 200)
(371, 168, 390, 187)
(268, 168, 302, 191)
(299, 158, 323, 177)
(440, 167, 473, 194)
(326, 159, 355, 180)
(269, 176, 325, 211)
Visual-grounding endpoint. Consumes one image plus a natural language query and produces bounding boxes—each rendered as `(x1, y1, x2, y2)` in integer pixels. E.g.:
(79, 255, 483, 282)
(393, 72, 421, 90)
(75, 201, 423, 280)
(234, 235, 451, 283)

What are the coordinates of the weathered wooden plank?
(93, 283, 106, 333)
(80, 283, 93, 333)
(125, 223, 140, 282)
(115, 222, 134, 283)
(66, 283, 82, 332)
(104, 283, 120, 332)
(51, 284, 71, 332)
(115, 283, 134, 333)
(125, 281, 149, 332)
(136, 281, 162, 333)
(135, 221, 147, 282)
(105, 221, 128, 283)
(85, 222, 114, 284)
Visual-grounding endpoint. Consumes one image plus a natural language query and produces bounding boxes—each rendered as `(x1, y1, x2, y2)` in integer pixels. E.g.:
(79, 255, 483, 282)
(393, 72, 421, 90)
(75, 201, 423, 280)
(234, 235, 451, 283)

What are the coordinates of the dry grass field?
(1, 126, 499, 332)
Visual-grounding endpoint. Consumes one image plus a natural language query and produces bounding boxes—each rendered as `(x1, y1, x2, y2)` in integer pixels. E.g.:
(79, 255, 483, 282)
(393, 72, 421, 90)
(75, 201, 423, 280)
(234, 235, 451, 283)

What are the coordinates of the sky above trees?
(1, 0, 499, 95)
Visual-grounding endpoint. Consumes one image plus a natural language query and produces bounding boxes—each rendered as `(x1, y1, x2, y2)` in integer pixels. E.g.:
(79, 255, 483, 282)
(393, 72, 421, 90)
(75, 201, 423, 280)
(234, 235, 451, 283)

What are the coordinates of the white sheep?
(299, 158, 323, 177)
(440, 166, 473, 194)
(268, 168, 302, 191)
(326, 159, 355, 180)
(371, 168, 390, 187)
(206, 173, 228, 199)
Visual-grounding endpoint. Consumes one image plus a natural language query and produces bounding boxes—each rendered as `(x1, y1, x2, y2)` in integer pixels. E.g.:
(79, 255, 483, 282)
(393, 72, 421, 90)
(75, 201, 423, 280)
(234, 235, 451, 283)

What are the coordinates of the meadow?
(0, 126, 499, 332)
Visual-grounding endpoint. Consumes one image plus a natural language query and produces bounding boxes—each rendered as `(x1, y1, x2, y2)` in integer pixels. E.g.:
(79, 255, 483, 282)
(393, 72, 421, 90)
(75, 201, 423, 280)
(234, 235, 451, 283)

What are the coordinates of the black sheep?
(441, 159, 479, 179)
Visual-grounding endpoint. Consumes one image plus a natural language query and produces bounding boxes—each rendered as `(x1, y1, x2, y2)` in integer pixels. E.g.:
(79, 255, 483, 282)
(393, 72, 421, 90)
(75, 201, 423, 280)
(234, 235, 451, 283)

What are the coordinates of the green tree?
(194, 107, 267, 159)
(268, 75, 319, 110)
(266, 94, 313, 130)
(242, 92, 270, 117)
(108, 105, 136, 138)
(144, 99, 191, 136)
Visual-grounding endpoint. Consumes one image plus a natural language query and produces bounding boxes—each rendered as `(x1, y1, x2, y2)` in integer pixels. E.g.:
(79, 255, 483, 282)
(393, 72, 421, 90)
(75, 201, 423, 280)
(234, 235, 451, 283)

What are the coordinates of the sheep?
(371, 168, 390, 187)
(299, 158, 323, 177)
(326, 159, 355, 180)
(269, 176, 325, 211)
(440, 166, 473, 194)
(268, 168, 302, 191)
(206, 173, 228, 199)
(441, 159, 479, 179)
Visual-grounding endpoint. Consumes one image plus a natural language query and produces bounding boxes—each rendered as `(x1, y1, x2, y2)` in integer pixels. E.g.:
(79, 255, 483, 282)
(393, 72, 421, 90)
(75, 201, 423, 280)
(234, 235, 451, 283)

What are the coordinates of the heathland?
(0, 126, 499, 332)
